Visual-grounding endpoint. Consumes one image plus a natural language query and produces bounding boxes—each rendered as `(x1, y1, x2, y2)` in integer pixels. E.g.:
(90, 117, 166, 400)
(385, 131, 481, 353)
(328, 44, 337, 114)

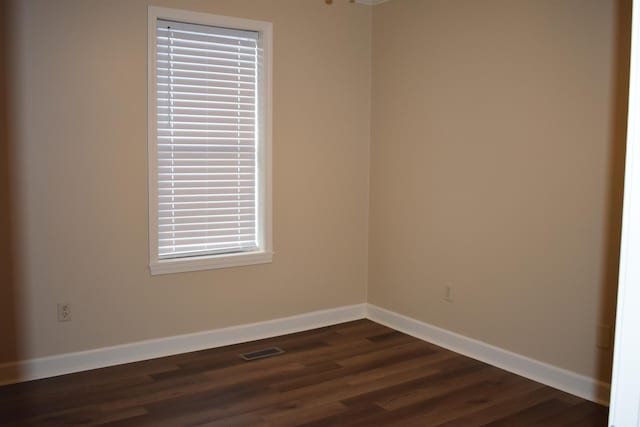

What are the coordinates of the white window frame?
(147, 6, 272, 275)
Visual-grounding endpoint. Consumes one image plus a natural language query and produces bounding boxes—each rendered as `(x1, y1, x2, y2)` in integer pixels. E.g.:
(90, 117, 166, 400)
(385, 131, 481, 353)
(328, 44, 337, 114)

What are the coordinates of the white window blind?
(155, 19, 260, 260)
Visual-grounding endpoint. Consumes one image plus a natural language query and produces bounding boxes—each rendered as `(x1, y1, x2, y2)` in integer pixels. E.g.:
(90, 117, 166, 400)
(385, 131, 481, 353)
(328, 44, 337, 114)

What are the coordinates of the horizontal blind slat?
(156, 17, 259, 259)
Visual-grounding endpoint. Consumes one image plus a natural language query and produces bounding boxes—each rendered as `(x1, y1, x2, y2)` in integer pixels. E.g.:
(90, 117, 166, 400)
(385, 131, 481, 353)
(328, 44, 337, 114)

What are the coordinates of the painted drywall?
(2, 0, 371, 362)
(1, 0, 631, 389)
(369, 0, 630, 382)
(0, 0, 19, 368)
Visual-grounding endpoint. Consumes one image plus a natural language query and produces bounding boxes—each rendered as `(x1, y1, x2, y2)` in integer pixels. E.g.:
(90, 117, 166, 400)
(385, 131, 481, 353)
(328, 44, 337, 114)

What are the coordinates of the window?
(148, 7, 272, 274)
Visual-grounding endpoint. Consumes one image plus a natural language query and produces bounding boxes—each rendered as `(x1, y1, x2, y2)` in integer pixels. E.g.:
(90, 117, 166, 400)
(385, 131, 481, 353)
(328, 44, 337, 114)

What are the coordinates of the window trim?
(147, 6, 273, 275)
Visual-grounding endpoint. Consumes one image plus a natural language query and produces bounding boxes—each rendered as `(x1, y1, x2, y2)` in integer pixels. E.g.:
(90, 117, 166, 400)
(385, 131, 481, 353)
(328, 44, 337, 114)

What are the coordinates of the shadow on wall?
(598, 0, 633, 384)
(0, 0, 20, 381)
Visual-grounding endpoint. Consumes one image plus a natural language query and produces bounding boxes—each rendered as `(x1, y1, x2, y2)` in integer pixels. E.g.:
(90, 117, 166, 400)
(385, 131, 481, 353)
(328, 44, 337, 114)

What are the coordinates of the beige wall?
(2, 0, 371, 361)
(369, 0, 630, 382)
(2, 0, 631, 386)
(1, 0, 19, 368)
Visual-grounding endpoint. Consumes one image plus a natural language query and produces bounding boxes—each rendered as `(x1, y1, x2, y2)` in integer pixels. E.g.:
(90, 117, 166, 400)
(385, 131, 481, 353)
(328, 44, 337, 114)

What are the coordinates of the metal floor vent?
(239, 347, 285, 361)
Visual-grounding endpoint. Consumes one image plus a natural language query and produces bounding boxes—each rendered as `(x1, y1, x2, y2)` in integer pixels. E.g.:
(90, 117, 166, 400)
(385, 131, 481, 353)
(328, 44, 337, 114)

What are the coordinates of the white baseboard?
(366, 304, 610, 405)
(0, 303, 367, 386)
(0, 302, 610, 405)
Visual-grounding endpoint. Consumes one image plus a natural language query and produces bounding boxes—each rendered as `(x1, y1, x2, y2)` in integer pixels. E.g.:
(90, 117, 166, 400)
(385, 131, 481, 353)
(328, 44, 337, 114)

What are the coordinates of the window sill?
(150, 251, 273, 275)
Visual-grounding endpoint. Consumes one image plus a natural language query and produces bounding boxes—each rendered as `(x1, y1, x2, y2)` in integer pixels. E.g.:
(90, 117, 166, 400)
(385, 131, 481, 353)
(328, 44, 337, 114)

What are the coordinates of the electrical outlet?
(57, 303, 71, 322)
(444, 284, 454, 303)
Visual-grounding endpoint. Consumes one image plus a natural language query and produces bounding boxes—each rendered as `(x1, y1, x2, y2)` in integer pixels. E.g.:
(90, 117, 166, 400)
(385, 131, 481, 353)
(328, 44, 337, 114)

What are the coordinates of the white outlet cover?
(57, 303, 71, 322)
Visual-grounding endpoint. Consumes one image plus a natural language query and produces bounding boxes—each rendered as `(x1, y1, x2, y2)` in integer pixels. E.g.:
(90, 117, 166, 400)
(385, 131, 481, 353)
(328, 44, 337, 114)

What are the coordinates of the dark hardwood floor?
(0, 320, 608, 426)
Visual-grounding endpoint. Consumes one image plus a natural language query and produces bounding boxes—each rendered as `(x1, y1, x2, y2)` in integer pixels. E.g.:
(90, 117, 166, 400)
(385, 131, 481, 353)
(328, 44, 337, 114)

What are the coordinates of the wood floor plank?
(260, 401, 349, 427)
(536, 400, 610, 427)
(434, 386, 563, 426)
(482, 398, 575, 426)
(0, 319, 608, 426)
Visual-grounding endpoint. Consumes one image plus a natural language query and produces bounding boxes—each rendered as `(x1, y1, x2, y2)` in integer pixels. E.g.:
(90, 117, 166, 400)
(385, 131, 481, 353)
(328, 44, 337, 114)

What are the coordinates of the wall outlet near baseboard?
(57, 303, 71, 322)
(444, 284, 454, 303)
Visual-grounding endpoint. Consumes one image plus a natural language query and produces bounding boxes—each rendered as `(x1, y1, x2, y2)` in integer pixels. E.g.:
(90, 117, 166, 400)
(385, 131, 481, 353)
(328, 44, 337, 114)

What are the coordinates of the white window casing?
(148, 7, 272, 274)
